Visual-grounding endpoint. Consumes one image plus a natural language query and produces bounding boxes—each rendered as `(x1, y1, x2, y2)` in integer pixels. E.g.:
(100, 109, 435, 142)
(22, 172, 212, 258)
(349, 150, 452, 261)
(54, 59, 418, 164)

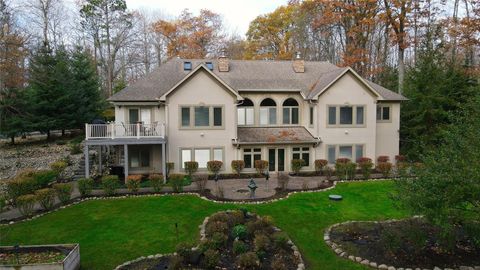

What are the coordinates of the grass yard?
(0, 181, 408, 270)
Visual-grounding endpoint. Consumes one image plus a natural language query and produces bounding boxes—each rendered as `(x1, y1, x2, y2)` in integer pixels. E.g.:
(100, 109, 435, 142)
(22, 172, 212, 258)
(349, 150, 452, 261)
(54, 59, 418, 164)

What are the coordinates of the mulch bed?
(329, 218, 480, 269)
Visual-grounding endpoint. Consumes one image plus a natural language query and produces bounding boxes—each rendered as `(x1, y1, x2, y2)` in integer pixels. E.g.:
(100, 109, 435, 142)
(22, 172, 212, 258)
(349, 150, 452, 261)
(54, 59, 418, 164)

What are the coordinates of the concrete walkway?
(0, 175, 331, 222)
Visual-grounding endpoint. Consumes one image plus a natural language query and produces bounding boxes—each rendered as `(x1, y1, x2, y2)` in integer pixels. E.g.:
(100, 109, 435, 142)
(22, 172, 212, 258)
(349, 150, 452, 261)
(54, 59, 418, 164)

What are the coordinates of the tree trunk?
(62, 129, 65, 136)
(398, 47, 405, 94)
(47, 130, 50, 139)
(10, 135, 14, 145)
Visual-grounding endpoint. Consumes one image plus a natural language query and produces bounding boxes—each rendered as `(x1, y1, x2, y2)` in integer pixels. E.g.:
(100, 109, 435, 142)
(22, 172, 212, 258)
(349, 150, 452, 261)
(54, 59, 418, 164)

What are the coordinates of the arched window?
(237, 98, 254, 125)
(260, 98, 277, 125)
(282, 98, 299, 124)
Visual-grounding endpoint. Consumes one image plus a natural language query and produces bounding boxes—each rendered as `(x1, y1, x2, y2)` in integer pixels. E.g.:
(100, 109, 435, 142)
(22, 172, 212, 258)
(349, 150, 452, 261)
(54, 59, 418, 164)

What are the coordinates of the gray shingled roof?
(109, 58, 407, 101)
(237, 126, 318, 144)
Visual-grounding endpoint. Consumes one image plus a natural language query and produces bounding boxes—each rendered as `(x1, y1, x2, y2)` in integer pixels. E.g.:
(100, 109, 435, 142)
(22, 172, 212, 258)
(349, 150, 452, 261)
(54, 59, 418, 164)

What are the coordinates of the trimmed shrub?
(335, 158, 356, 180)
(232, 224, 248, 240)
(17, 194, 36, 216)
(53, 183, 72, 204)
(184, 161, 198, 177)
(206, 221, 229, 236)
(277, 172, 290, 191)
(207, 160, 223, 175)
(35, 188, 56, 210)
(291, 159, 305, 175)
(233, 240, 248, 255)
(149, 173, 164, 192)
(395, 155, 406, 163)
(169, 174, 185, 193)
(77, 178, 94, 197)
(49, 161, 68, 173)
(6, 177, 37, 205)
(357, 157, 373, 179)
(202, 249, 220, 269)
(314, 159, 328, 175)
(210, 232, 228, 249)
(175, 242, 195, 261)
(246, 216, 274, 236)
(33, 170, 58, 187)
(193, 174, 208, 192)
(101, 175, 119, 196)
(377, 155, 390, 163)
(254, 160, 268, 174)
(126, 175, 142, 193)
(231, 160, 245, 176)
(377, 162, 393, 178)
(236, 252, 258, 269)
(254, 233, 271, 252)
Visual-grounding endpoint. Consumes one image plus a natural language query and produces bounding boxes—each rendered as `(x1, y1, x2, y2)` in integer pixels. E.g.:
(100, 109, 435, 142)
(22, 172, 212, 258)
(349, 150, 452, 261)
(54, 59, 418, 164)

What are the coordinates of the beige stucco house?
(83, 54, 406, 181)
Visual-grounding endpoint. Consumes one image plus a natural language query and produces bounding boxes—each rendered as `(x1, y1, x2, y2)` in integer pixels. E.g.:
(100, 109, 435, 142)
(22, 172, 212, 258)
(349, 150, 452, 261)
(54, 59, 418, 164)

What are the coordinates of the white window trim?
(326, 105, 366, 128)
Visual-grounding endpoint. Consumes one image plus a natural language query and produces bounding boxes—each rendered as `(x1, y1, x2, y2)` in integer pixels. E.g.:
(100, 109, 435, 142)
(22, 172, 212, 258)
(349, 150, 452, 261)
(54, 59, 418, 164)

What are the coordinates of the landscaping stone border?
(324, 217, 480, 270)
(1, 178, 394, 225)
(114, 210, 305, 270)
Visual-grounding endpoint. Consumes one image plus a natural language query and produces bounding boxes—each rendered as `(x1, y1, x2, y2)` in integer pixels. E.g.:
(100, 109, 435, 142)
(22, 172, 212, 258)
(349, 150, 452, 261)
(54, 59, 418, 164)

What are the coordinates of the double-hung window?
(243, 148, 262, 169)
(326, 144, 364, 164)
(327, 105, 365, 127)
(180, 148, 224, 169)
(237, 99, 254, 125)
(180, 105, 223, 128)
(377, 104, 391, 122)
(292, 147, 310, 166)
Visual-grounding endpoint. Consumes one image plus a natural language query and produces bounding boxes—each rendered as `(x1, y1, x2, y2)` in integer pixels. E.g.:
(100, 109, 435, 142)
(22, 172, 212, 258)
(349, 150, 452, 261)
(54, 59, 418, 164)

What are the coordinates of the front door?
(268, 148, 285, 172)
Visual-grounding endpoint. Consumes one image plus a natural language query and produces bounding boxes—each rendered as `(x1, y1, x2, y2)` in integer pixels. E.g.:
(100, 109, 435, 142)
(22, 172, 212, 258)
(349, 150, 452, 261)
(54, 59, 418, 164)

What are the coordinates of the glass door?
(278, 149, 285, 171)
(268, 149, 276, 172)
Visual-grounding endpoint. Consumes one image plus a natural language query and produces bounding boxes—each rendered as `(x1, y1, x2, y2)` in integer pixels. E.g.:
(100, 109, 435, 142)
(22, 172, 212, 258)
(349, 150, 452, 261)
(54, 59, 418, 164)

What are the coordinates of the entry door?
(268, 148, 285, 172)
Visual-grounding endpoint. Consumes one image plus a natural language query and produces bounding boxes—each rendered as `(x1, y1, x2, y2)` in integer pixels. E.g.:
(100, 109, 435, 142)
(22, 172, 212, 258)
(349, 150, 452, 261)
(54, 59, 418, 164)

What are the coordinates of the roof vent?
(183, 61, 192, 71)
(293, 51, 304, 73)
(205, 61, 213, 70)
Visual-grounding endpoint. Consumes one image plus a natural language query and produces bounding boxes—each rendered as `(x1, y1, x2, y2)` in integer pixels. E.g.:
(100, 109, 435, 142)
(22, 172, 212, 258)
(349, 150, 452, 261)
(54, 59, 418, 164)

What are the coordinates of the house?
(83, 52, 406, 182)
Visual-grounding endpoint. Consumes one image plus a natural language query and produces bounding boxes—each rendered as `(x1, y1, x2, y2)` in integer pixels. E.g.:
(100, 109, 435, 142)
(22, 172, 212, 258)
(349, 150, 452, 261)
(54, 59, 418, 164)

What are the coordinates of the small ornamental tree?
(335, 158, 356, 180)
(377, 155, 390, 163)
(53, 183, 72, 204)
(207, 160, 223, 175)
(184, 161, 198, 177)
(149, 173, 164, 192)
(231, 160, 245, 176)
(357, 157, 373, 179)
(126, 175, 142, 193)
(314, 159, 328, 175)
(254, 160, 268, 174)
(291, 159, 305, 175)
(35, 188, 56, 210)
(377, 162, 393, 178)
(101, 175, 119, 196)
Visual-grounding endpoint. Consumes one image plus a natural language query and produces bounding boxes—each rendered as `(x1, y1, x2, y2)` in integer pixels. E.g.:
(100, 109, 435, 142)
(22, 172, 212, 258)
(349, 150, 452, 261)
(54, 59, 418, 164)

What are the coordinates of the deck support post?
(162, 143, 167, 184)
(84, 144, 90, 179)
(124, 144, 129, 183)
(98, 146, 102, 174)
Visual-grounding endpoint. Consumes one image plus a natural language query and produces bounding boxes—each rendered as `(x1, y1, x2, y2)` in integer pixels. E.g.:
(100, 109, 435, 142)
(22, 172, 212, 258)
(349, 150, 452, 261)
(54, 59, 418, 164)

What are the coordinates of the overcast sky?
(125, 0, 287, 36)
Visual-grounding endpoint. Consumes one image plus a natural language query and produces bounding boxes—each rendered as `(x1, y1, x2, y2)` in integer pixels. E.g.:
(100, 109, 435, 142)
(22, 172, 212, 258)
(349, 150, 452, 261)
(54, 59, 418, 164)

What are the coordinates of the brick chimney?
(292, 51, 304, 73)
(218, 49, 229, 72)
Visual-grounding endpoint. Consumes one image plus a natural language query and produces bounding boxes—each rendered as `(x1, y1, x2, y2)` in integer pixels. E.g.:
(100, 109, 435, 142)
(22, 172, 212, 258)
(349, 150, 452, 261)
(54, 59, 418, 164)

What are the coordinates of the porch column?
(124, 144, 129, 182)
(162, 143, 166, 184)
(84, 144, 89, 179)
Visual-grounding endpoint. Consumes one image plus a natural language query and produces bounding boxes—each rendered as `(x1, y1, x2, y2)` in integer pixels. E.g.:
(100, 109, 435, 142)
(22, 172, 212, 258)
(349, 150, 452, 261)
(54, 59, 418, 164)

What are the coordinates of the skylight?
(205, 62, 213, 70)
(183, 61, 192, 71)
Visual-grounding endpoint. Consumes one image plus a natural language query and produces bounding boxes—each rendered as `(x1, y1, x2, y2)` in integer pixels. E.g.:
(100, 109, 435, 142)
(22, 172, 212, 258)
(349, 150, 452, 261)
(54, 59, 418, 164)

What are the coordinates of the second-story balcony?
(85, 122, 166, 141)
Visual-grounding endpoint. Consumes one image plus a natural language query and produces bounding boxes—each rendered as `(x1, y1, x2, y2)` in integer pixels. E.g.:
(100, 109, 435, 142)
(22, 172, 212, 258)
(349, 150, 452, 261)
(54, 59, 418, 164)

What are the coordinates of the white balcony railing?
(85, 122, 165, 140)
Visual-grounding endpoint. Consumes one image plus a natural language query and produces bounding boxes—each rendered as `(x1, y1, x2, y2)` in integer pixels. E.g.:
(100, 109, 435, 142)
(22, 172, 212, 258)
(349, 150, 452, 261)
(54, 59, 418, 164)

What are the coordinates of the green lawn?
(0, 181, 408, 270)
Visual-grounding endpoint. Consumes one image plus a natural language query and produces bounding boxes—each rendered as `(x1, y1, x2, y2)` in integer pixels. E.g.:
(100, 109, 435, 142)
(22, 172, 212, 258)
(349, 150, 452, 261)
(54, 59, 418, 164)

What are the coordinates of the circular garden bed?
(327, 218, 480, 269)
(117, 210, 304, 269)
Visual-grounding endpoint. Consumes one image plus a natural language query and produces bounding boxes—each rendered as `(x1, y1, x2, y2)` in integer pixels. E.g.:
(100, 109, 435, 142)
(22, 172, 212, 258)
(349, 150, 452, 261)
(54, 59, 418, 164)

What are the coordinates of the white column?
(124, 144, 129, 183)
(84, 144, 89, 179)
(162, 143, 166, 183)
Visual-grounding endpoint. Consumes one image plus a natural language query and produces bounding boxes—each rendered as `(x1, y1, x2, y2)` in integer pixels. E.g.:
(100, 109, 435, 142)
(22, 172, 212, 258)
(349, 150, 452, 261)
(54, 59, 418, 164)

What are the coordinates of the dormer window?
(205, 62, 213, 70)
(183, 61, 192, 71)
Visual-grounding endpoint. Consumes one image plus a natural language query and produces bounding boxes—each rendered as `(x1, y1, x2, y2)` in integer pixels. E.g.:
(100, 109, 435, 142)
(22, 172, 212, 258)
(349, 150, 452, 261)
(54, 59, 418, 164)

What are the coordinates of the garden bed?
(117, 210, 303, 269)
(0, 244, 80, 270)
(329, 218, 480, 269)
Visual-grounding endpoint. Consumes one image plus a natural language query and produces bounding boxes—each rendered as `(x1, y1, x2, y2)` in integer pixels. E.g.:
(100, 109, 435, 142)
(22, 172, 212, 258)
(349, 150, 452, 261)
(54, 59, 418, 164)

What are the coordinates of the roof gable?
(158, 64, 243, 101)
